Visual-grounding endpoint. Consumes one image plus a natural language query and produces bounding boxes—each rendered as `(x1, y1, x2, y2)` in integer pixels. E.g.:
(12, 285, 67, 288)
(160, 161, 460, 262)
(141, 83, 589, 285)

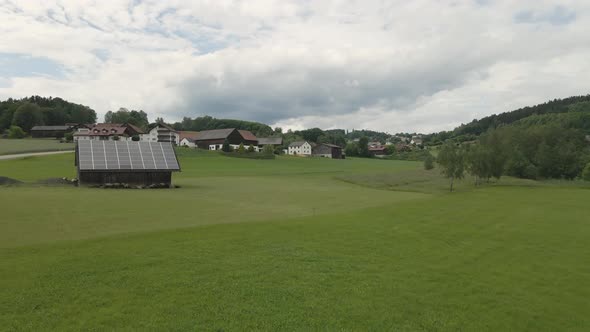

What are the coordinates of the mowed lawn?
(1, 150, 589, 330)
(0, 138, 74, 155)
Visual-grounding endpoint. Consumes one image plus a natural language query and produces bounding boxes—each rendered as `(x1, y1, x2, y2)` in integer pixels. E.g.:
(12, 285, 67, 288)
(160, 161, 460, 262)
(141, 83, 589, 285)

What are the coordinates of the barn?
(193, 128, 258, 150)
(312, 143, 344, 159)
(75, 140, 181, 187)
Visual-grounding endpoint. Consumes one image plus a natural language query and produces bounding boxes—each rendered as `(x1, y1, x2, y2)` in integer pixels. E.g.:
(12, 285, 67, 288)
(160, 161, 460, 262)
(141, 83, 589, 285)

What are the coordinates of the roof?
(74, 123, 144, 137)
(31, 125, 72, 131)
(179, 131, 200, 141)
(289, 141, 309, 148)
(194, 128, 236, 141)
(319, 143, 342, 149)
(76, 140, 180, 172)
(369, 146, 387, 151)
(238, 130, 257, 141)
(258, 137, 283, 145)
(124, 123, 145, 135)
(148, 123, 177, 132)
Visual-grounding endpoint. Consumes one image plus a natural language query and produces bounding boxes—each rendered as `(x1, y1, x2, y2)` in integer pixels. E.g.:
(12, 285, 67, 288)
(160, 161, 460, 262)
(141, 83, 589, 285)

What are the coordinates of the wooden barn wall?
(79, 171, 172, 186)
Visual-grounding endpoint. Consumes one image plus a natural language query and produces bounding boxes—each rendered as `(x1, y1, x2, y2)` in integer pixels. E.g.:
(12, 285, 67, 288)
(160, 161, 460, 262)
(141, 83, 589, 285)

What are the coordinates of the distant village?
(30, 122, 426, 159)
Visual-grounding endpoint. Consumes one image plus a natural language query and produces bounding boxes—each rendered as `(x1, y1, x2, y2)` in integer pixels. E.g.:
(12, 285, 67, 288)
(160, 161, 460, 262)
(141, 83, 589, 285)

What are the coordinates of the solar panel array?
(77, 140, 180, 171)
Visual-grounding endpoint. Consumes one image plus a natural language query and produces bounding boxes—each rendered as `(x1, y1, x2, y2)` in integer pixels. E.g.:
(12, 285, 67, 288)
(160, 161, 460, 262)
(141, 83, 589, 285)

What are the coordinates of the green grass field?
(0, 138, 74, 155)
(1, 150, 589, 330)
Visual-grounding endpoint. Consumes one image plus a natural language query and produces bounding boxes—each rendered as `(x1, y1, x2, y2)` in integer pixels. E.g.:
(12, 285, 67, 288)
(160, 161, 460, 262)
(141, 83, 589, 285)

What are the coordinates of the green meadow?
(1, 149, 589, 330)
(0, 138, 75, 155)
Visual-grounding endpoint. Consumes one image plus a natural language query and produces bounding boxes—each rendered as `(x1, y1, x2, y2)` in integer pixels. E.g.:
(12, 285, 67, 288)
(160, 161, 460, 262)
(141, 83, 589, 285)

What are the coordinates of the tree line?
(0, 96, 97, 134)
(436, 124, 590, 191)
(426, 95, 590, 145)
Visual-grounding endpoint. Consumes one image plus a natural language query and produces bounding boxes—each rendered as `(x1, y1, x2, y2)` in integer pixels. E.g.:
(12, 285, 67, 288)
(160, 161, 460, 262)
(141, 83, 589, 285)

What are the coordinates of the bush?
(262, 144, 275, 156)
(221, 139, 231, 152)
(132, 135, 140, 142)
(6, 126, 26, 139)
(424, 154, 434, 170)
(247, 145, 255, 153)
(237, 143, 246, 153)
(112, 134, 120, 141)
(64, 132, 74, 142)
(583, 163, 590, 181)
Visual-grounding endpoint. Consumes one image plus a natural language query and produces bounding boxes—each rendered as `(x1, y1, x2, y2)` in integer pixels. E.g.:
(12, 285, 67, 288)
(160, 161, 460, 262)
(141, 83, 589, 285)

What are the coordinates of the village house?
(73, 123, 144, 141)
(313, 143, 344, 159)
(288, 141, 313, 156)
(178, 131, 200, 148)
(141, 123, 178, 144)
(369, 146, 388, 157)
(411, 135, 423, 146)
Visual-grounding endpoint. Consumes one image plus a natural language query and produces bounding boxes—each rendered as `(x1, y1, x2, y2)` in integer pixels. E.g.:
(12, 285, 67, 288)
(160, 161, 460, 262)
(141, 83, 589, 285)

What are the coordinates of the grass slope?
(0, 138, 74, 155)
(1, 150, 589, 330)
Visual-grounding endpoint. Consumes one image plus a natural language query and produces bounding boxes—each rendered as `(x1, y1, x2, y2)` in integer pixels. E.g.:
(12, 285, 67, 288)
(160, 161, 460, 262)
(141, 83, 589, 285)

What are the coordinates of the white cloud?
(0, 0, 589, 133)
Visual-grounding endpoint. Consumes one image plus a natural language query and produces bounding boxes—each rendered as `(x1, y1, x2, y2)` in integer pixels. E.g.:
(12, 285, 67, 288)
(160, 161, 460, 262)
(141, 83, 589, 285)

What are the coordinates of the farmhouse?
(313, 143, 344, 159)
(258, 137, 283, 149)
(141, 123, 178, 144)
(369, 146, 388, 157)
(193, 128, 258, 150)
(288, 141, 313, 156)
(74, 123, 144, 141)
(75, 140, 180, 187)
(178, 131, 200, 147)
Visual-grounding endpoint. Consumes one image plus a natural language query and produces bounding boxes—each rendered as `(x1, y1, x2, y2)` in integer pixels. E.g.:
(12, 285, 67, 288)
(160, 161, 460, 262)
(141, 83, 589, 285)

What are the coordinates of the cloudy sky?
(1, 0, 589, 133)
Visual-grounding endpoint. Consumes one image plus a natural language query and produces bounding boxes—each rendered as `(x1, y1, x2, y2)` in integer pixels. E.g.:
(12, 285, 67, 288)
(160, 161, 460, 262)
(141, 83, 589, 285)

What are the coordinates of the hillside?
(426, 95, 590, 144)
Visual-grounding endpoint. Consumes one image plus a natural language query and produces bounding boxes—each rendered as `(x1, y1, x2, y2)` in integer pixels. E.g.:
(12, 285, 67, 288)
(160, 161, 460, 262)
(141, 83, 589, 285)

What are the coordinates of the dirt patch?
(36, 178, 78, 186)
(0, 176, 22, 185)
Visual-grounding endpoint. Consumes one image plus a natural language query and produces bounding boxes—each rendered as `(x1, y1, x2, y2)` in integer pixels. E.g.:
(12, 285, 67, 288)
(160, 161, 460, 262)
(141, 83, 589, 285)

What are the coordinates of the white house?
(179, 138, 196, 148)
(288, 141, 313, 156)
(141, 124, 179, 144)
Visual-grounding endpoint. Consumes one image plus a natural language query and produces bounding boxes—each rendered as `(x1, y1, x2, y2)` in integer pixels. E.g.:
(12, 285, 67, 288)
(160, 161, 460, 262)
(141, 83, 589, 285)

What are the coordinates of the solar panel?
(77, 140, 180, 171)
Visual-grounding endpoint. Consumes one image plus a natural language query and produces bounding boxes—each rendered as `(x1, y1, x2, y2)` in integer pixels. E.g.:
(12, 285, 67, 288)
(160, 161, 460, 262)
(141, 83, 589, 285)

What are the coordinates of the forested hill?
(0, 96, 97, 133)
(172, 116, 274, 137)
(426, 95, 590, 144)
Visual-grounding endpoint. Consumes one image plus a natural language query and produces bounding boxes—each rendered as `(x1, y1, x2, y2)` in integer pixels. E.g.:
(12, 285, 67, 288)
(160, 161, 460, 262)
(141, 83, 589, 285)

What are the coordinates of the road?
(0, 150, 74, 160)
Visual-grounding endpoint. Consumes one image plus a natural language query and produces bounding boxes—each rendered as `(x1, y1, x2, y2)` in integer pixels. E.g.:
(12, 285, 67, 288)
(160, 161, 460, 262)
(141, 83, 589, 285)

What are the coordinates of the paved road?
(0, 150, 74, 160)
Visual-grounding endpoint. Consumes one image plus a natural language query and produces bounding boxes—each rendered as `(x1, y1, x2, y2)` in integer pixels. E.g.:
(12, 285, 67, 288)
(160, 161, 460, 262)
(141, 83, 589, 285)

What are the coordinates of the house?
(257, 137, 283, 149)
(193, 128, 258, 150)
(288, 141, 313, 156)
(73, 123, 144, 141)
(178, 131, 200, 148)
(313, 143, 343, 159)
(368, 141, 381, 148)
(411, 135, 423, 146)
(75, 140, 180, 187)
(369, 146, 388, 157)
(141, 123, 178, 144)
(31, 124, 86, 138)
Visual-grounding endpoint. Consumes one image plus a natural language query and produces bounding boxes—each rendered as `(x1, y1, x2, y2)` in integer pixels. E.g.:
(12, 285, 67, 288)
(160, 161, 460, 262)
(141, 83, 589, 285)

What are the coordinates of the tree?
(262, 144, 275, 156)
(64, 132, 74, 142)
(222, 139, 231, 152)
(132, 135, 140, 141)
(247, 145, 255, 153)
(6, 125, 26, 139)
(112, 134, 120, 141)
(466, 144, 492, 184)
(237, 143, 246, 153)
(437, 142, 465, 192)
(12, 102, 43, 132)
(358, 136, 370, 157)
(345, 143, 358, 157)
(582, 163, 590, 181)
(105, 108, 149, 131)
(424, 154, 435, 170)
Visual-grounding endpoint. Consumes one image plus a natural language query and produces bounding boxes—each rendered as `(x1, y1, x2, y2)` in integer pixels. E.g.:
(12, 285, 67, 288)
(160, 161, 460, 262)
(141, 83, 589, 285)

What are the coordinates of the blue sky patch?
(0, 53, 66, 79)
(515, 6, 576, 26)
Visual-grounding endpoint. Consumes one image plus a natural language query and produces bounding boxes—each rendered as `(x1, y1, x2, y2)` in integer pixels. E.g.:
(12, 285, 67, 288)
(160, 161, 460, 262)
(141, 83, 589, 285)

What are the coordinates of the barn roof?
(194, 128, 236, 141)
(31, 125, 72, 131)
(258, 137, 283, 145)
(179, 131, 200, 141)
(76, 140, 180, 172)
(238, 130, 257, 141)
